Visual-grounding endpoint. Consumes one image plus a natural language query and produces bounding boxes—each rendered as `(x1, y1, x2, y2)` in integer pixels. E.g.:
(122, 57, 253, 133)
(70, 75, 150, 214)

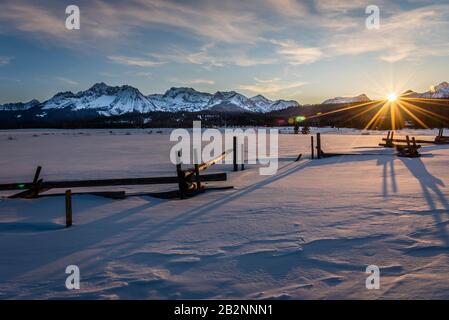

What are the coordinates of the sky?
(0, 0, 449, 105)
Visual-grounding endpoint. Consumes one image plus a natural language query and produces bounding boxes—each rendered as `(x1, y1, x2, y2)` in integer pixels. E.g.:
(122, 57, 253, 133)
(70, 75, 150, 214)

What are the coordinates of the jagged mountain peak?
(40, 83, 160, 115)
(412, 81, 449, 99)
(211, 90, 240, 99)
(0, 98, 41, 111)
(251, 94, 271, 102)
(163, 87, 201, 97)
(1, 83, 301, 116)
(88, 82, 109, 91)
(53, 91, 76, 98)
(207, 91, 254, 112)
(322, 94, 371, 105)
(432, 81, 449, 92)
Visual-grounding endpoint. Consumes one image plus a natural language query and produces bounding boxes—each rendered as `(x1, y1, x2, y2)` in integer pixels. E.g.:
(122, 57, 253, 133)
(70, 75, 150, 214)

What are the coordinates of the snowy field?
(0, 128, 448, 299)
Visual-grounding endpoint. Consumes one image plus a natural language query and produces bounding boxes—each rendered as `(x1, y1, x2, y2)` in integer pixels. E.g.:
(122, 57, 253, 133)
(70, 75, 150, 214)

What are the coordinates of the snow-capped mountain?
(418, 82, 449, 99)
(401, 90, 420, 98)
(148, 88, 297, 113)
(322, 94, 371, 105)
(148, 87, 212, 112)
(0, 99, 40, 111)
(42, 83, 161, 116)
(206, 91, 257, 112)
(250, 95, 300, 112)
(2, 83, 299, 116)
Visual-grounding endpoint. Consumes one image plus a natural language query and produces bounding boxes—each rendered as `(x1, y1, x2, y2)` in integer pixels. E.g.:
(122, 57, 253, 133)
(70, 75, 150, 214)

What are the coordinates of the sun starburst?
(387, 93, 397, 102)
(302, 87, 447, 130)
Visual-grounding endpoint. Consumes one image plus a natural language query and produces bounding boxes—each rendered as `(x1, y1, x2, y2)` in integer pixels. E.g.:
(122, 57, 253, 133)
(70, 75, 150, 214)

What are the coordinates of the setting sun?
(387, 93, 398, 102)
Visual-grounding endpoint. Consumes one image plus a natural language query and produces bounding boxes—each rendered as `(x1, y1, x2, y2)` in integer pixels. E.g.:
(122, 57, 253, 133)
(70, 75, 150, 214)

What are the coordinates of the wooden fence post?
(176, 150, 185, 199)
(193, 148, 201, 190)
(233, 136, 238, 172)
(241, 144, 245, 171)
(65, 189, 72, 228)
(31, 165, 42, 197)
(316, 133, 322, 159)
(33, 166, 42, 185)
(311, 135, 314, 159)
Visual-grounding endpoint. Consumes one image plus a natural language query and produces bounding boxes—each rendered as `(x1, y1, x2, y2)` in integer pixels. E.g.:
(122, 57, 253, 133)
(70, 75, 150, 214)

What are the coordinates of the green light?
(295, 116, 306, 123)
(18, 184, 25, 189)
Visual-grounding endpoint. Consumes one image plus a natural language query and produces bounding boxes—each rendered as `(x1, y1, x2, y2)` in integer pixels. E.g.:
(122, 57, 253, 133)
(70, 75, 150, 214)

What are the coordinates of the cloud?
(239, 77, 308, 94)
(0, 56, 12, 66)
(0, 2, 67, 39)
(262, 0, 309, 18)
(1, 0, 449, 68)
(186, 49, 276, 67)
(126, 71, 153, 77)
(168, 78, 215, 86)
(108, 55, 164, 67)
(326, 4, 449, 62)
(69, 0, 269, 44)
(152, 43, 277, 67)
(314, 0, 372, 15)
(189, 79, 215, 85)
(55, 77, 78, 86)
(270, 39, 324, 65)
(253, 77, 282, 83)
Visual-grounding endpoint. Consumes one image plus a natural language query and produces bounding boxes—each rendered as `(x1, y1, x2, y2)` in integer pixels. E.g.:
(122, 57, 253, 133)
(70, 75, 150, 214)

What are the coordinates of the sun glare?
(387, 93, 397, 102)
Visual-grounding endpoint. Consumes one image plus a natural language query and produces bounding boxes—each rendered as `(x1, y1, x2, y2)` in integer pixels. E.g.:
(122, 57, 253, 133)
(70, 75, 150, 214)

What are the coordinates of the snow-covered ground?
(0, 128, 448, 299)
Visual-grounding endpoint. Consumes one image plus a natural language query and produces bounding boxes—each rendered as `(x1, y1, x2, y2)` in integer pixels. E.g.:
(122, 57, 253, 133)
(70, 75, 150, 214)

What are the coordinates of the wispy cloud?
(152, 43, 277, 67)
(126, 71, 153, 77)
(168, 77, 215, 86)
(253, 77, 282, 83)
(120, 0, 269, 43)
(239, 77, 308, 94)
(271, 39, 325, 65)
(0, 2, 67, 39)
(326, 4, 449, 62)
(55, 77, 78, 86)
(190, 79, 215, 85)
(2, 0, 449, 65)
(108, 55, 164, 67)
(0, 56, 12, 66)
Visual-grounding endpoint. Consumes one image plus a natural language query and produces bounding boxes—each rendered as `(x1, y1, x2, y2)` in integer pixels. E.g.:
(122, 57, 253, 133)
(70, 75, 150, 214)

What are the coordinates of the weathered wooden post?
(311, 135, 314, 159)
(176, 150, 185, 199)
(233, 136, 238, 172)
(65, 189, 72, 228)
(241, 144, 245, 171)
(193, 148, 201, 191)
(31, 165, 42, 197)
(33, 166, 42, 185)
(385, 131, 395, 148)
(316, 133, 322, 159)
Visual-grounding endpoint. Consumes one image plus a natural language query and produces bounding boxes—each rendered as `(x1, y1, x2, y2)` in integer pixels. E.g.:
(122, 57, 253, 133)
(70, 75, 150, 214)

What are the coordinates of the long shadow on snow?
(397, 157, 449, 250)
(1, 197, 164, 283)
(139, 160, 313, 243)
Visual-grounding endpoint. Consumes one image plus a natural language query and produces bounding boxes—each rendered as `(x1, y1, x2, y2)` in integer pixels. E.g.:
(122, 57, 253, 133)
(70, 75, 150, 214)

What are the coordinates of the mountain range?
(1, 81, 448, 117)
(402, 81, 449, 99)
(0, 83, 299, 116)
(322, 94, 371, 105)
